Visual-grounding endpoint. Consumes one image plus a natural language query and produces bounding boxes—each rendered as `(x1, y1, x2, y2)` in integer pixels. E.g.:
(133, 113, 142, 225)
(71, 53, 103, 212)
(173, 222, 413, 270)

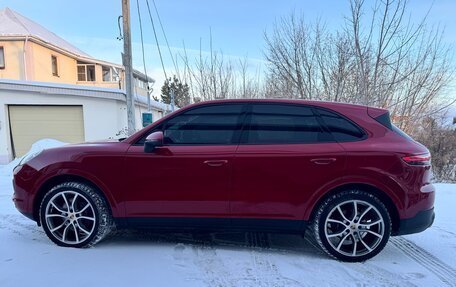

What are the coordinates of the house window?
(51, 55, 58, 76)
(112, 67, 120, 82)
(77, 62, 96, 82)
(102, 66, 111, 82)
(77, 65, 86, 81)
(135, 77, 148, 89)
(87, 65, 95, 81)
(0, 47, 5, 69)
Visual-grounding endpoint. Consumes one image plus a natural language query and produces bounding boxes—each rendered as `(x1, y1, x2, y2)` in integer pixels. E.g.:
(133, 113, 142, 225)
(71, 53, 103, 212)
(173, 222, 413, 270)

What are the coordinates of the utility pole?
(121, 0, 136, 135)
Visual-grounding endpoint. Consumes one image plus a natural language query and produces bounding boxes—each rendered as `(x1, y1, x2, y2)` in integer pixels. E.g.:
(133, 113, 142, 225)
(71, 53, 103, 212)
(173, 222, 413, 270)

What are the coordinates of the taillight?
(402, 153, 431, 166)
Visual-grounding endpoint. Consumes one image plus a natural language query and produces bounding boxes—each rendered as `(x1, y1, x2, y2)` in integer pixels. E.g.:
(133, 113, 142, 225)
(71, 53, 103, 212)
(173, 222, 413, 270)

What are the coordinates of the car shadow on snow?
(98, 229, 327, 259)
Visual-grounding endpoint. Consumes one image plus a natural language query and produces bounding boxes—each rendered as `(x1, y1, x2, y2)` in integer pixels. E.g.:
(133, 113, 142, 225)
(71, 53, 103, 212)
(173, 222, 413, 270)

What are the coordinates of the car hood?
(27, 140, 132, 171)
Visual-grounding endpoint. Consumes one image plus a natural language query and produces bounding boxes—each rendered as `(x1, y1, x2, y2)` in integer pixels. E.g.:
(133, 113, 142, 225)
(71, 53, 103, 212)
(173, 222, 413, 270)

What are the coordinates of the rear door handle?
(310, 158, 337, 165)
(204, 160, 228, 167)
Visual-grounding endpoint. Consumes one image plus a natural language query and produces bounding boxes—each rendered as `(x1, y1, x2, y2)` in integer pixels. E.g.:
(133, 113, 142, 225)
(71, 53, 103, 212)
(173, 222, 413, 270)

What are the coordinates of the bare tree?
(263, 0, 454, 133)
(177, 35, 262, 101)
(415, 113, 456, 182)
(232, 57, 263, 99)
(264, 14, 323, 100)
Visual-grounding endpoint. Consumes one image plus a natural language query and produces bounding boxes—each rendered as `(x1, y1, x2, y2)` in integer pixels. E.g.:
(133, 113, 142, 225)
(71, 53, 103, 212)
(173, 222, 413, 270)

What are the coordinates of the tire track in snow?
(301, 233, 416, 287)
(0, 214, 45, 241)
(180, 232, 304, 287)
(433, 226, 456, 238)
(245, 232, 304, 287)
(344, 262, 418, 287)
(170, 233, 236, 287)
(191, 245, 235, 287)
(391, 236, 456, 287)
(246, 232, 270, 248)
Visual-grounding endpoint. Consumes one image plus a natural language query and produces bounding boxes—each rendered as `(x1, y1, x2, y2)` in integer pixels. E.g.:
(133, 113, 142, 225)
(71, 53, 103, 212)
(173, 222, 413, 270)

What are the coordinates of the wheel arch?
(307, 183, 401, 235)
(33, 174, 115, 225)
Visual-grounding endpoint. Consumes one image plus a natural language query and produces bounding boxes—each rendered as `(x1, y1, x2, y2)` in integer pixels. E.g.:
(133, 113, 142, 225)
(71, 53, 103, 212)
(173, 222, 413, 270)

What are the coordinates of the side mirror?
(144, 131, 164, 153)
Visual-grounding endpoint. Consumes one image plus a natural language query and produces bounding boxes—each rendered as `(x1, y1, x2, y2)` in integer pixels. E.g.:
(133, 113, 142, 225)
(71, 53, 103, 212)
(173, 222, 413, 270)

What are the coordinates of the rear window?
(242, 104, 332, 144)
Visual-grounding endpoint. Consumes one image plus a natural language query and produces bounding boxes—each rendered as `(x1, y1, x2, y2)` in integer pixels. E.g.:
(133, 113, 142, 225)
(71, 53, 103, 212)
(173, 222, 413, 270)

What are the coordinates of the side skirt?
(114, 217, 307, 234)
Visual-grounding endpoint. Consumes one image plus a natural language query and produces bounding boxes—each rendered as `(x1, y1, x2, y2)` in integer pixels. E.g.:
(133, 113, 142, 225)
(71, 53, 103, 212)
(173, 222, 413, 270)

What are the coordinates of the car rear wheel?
(39, 182, 113, 248)
(313, 190, 391, 262)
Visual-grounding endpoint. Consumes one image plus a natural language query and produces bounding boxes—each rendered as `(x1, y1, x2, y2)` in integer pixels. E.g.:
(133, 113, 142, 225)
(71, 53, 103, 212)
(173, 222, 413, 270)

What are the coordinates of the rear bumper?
(395, 207, 435, 236)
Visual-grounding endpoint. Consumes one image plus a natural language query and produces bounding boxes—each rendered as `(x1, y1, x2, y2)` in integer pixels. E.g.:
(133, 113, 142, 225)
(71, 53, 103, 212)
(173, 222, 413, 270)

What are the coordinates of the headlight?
(18, 150, 43, 166)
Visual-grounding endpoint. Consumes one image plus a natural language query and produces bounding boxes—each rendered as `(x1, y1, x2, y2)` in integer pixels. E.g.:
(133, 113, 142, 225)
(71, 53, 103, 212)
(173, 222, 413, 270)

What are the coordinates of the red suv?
(12, 99, 435, 261)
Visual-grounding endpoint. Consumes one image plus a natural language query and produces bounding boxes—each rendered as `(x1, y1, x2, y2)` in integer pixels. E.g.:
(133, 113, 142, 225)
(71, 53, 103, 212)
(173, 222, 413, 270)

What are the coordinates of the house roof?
(0, 7, 90, 58)
(0, 7, 155, 83)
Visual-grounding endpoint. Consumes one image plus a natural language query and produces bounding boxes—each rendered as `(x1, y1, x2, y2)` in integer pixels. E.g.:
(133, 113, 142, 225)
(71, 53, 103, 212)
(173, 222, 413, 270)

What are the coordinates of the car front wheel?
(313, 190, 391, 262)
(39, 182, 113, 248)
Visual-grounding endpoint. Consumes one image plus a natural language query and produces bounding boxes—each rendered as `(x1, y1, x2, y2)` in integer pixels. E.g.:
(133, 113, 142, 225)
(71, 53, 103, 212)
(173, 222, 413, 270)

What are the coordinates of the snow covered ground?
(0, 149, 455, 286)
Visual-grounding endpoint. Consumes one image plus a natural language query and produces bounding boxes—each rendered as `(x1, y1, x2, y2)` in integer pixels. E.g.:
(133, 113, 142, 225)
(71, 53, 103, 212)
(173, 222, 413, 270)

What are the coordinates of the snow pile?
(0, 138, 66, 177)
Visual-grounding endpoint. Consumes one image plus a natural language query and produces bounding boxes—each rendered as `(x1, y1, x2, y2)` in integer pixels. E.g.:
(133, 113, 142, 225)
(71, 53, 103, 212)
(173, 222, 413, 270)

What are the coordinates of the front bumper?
(12, 164, 37, 221)
(12, 178, 34, 221)
(395, 207, 435, 236)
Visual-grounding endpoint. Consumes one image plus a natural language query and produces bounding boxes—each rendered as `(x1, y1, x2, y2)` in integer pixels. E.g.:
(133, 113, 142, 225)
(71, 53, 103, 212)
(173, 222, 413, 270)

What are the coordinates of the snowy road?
(0, 164, 455, 287)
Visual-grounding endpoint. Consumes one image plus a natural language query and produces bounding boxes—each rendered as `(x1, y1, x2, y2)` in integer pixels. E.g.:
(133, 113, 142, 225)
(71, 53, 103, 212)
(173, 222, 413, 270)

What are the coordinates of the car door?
(231, 103, 347, 230)
(124, 103, 246, 226)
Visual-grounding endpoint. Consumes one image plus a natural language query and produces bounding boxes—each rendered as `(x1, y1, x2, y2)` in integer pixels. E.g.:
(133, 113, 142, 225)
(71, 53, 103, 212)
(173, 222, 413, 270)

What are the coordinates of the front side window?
(317, 109, 365, 142)
(243, 104, 330, 144)
(164, 104, 244, 145)
(51, 55, 58, 76)
(0, 46, 5, 69)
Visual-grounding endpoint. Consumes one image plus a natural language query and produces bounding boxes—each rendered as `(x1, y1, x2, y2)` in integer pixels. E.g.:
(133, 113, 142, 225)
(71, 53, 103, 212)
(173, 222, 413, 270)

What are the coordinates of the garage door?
(8, 105, 85, 157)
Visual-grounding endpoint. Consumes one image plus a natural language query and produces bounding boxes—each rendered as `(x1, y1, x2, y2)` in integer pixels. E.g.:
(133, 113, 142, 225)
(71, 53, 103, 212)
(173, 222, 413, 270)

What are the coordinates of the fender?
(30, 167, 124, 218)
(303, 174, 405, 221)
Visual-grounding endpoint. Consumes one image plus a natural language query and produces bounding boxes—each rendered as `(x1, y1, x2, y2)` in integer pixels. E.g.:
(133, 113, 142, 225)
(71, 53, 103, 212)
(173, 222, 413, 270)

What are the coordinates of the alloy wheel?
(324, 200, 385, 257)
(44, 191, 96, 244)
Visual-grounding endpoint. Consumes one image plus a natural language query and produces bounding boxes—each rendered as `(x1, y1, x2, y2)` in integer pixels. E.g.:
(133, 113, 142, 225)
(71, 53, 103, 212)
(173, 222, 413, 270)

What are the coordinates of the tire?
(39, 182, 114, 248)
(313, 190, 391, 262)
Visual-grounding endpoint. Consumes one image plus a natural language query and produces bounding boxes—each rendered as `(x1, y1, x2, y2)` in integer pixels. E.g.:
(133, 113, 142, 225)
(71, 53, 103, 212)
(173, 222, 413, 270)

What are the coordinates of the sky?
(1, 0, 455, 103)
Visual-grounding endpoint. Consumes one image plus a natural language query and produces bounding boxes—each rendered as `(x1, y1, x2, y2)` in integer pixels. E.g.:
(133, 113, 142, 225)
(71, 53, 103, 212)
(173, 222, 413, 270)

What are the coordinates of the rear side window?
(243, 104, 331, 144)
(164, 104, 244, 145)
(373, 112, 414, 141)
(391, 125, 414, 141)
(317, 109, 365, 142)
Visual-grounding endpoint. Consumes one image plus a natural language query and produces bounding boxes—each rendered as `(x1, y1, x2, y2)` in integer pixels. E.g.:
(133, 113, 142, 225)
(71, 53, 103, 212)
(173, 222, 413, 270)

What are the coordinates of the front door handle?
(310, 158, 337, 165)
(204, 160, 228, 167)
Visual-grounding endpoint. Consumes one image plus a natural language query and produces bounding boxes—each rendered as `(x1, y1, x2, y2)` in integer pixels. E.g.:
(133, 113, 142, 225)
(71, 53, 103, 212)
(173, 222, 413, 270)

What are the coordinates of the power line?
(136, 0, 151, 110)
(151, 0, 180, 82)
(135, 0, 149, 84)
(145, 0, 168, 81)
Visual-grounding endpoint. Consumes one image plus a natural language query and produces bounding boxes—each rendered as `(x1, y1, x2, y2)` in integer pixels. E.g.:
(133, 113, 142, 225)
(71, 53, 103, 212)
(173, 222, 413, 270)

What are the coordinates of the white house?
(0, 79, 170, 163)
